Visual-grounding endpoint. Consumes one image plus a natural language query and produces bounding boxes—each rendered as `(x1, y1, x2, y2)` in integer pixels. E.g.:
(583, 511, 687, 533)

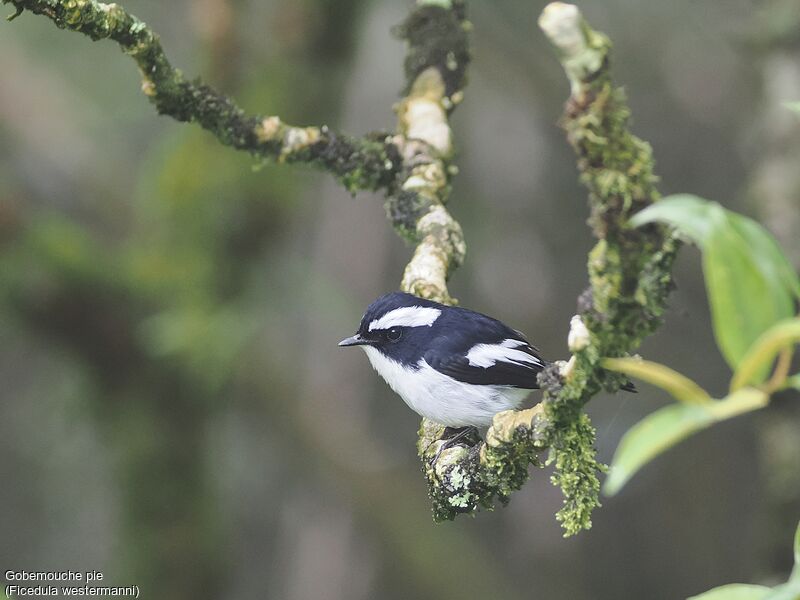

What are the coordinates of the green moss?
(288, 132, 400, 194)
(547, 414, 604, 537)
(480, 424, 543, 504)
(587, 239, 621, 315)
(529, 25, 677, 535)
(395, 0, 470, 103)
(417, 409, 551, 522)
(562, 80, 660, 241)
(384, 191, 432, 242)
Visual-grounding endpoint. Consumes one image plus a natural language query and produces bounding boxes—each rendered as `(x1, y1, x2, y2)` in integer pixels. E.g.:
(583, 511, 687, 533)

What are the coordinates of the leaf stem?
(764, 346, 794, 394)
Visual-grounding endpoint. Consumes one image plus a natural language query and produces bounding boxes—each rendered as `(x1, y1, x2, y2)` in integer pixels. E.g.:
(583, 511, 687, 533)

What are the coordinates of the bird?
(338, 291, 549, 431)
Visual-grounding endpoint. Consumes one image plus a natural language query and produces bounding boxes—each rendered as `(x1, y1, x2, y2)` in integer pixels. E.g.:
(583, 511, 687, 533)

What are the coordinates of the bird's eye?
(386, 327, 402, 342)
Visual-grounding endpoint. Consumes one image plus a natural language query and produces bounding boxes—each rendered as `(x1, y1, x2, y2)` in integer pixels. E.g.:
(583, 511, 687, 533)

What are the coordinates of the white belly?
(362, 347, 530, 428)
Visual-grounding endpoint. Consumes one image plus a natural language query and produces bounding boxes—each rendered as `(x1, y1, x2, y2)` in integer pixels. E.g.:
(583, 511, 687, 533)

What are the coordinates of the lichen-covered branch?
(390, 1, 470, 304)
(4, 0, 400, 193)
(393, 66, 465, 304)
(418, 2, 679, 534)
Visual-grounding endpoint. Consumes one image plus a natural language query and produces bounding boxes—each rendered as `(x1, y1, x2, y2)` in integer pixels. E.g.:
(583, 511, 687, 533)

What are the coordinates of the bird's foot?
(430, 426, 479, 466)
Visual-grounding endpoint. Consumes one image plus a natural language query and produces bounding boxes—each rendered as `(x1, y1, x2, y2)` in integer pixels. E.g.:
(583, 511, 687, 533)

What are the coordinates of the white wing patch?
(368, 306, 441, 331)
(466, 338, 543, 368)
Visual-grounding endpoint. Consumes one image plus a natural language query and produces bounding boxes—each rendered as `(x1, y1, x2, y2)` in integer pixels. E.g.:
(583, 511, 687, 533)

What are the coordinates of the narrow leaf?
(730, 319, 800, 392)
(604, 388, 768, 496)
(605, 404, 713, 496)
(602, 357, 712, 404)
(688, 584, 771, 600)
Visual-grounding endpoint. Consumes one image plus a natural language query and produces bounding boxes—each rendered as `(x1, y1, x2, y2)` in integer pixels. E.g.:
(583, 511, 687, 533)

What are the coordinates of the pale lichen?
(254, 116, 282, 142)
(538, 3, 608, 98)
(394, 48, 467, 307)
(567, 315, 590, 352)
(397, 68, 453, 155)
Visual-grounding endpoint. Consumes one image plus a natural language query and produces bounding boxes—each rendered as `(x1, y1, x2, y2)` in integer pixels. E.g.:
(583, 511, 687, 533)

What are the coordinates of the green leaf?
(602, 357, 712, 404)
(703, 223, 796, 370)
(728, 214, 800, 300)
(631, 194, 800, 371)
(630, 194, 724, 243)
(688, 584, 771, 600)
(730, 318, 800, 391)
(604, 388, 768, 496)
(785, 101, 800, 115)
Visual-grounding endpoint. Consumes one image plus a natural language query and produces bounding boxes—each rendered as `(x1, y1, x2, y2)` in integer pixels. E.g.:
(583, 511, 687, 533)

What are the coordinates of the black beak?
(338, 334, 369, 347)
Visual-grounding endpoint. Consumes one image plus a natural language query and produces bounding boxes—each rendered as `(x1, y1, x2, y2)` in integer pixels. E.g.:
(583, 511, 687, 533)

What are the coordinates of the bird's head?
(338, 291, 444, 363)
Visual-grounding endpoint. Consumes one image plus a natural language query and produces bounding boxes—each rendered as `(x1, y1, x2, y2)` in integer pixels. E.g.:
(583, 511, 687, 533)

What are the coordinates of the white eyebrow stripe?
(368, 306, 442, 331)
(466, 338, 543, 368)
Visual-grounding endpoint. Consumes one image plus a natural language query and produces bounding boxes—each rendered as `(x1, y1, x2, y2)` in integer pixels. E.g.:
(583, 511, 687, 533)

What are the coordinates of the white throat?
(362, 346, 414, 398)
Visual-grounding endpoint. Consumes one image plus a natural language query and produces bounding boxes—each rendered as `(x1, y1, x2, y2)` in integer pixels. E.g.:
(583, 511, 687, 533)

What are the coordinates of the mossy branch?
(418, 2, 678, 535)
(5, 0, 470, 292)
(4, 0, 404, 193)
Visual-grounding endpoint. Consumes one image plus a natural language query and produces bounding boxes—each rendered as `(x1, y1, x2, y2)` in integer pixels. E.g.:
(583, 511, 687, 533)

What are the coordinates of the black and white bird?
(338, 291, 548, 429)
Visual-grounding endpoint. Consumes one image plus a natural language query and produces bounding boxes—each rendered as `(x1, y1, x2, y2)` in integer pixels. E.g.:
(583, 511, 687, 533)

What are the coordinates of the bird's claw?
(429, 426, 478, 466)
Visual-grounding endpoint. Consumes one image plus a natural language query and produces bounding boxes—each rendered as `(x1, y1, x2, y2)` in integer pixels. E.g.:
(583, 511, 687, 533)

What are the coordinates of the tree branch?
(418, 2, 679, 535)
(390, 1, 470, 304)
(5, 0, 471, 298)
(4, 0, 401, 193)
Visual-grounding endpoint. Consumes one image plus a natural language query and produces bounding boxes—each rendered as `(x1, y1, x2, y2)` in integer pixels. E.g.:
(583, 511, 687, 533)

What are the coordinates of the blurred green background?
(2, 1, 799, 599)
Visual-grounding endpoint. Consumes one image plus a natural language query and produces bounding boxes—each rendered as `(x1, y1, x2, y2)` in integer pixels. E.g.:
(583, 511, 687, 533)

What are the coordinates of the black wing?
(424, 340, 546, 388)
